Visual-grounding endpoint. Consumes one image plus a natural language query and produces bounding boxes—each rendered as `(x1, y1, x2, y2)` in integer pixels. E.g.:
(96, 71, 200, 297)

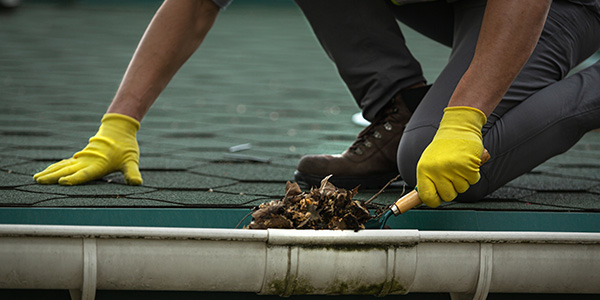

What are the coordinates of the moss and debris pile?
(246, 175, 371, 230)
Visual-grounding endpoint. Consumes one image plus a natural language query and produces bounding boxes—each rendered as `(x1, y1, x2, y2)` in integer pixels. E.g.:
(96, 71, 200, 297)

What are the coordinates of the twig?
(364, 174, 401, 205)
(373, 182, 408, 219)
(235, 210, 254, 229)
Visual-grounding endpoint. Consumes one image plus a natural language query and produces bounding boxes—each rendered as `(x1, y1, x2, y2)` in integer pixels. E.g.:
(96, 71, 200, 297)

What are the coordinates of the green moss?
(291, 277, 316, 295)
(297, 244, 415, 252)
(265, 278, 286, 295)
(326, 280, 350, 294)
(389, 280, 409, 295)
(325, 279, 392, 295)
(264, 277, 408, 296)
(343, 282, 383, 295)
(264, 277, 315, 296)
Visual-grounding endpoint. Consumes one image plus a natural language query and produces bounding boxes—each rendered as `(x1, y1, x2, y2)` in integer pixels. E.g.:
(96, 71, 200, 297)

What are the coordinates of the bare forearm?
(448, 0, 551, 116)
(107, 0, 219, 121)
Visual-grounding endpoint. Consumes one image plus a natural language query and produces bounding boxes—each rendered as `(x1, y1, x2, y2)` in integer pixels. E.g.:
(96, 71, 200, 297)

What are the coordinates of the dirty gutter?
(1, 225, 599, 300)
(1, 207, 599, 232)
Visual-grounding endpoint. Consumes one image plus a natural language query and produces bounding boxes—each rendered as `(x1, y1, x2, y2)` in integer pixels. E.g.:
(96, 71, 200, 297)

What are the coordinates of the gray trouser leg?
(397, 0, 600, 201)
(294, 0, 429, 121)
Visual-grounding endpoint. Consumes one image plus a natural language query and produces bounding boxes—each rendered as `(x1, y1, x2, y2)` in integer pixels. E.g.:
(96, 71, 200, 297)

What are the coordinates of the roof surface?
(1, 2, 599, 228)
(1, 2, 600, 300)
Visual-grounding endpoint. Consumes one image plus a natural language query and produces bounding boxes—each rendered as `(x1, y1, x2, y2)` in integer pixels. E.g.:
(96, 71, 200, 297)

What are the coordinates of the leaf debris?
(246, 175, 371, 230)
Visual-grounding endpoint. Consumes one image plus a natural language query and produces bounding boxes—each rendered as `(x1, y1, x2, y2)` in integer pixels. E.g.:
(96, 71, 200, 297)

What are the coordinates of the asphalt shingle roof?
(1, 2, 599, 215)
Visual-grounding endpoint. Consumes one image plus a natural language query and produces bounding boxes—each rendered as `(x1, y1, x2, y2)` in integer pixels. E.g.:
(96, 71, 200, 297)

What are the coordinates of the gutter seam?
(82, 238, 97, 300)
(473, 243, 493, 300)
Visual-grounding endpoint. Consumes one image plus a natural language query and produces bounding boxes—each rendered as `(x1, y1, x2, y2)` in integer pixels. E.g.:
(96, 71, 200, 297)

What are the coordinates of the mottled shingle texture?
(1, 2, 599, 213)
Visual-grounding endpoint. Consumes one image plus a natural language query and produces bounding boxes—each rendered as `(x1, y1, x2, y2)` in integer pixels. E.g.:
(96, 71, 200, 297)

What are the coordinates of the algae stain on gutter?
(265, 277, 315, 296)
(263, 244, 415, 296)
(290, 277, 317, 295)
(389, 279, 409, 295)
(323, 279, 408, 295)
(327, 279, 383, 295)
(290, 243, 417, 252)
(265, 278, 407, 296)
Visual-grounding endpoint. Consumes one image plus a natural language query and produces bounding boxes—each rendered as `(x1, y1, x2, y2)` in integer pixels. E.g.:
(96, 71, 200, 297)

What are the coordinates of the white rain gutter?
(1, 225, 599, 300)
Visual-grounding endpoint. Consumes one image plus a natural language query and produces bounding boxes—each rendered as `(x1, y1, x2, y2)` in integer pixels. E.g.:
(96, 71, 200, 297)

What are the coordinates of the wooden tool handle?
(390, 149, 491, 215)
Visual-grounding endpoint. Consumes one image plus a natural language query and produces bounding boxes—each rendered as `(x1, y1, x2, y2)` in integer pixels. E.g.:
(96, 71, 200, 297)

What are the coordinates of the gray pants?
(295, 0, 600, 201)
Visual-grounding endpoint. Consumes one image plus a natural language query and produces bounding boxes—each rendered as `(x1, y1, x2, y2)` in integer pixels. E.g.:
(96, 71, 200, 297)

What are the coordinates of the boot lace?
(348, 111, 396, 155)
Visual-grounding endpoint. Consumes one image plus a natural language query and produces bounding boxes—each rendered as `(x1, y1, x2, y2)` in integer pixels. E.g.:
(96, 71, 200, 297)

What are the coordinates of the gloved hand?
(34, 113, 142, 186)
(416, 106, 487, 207)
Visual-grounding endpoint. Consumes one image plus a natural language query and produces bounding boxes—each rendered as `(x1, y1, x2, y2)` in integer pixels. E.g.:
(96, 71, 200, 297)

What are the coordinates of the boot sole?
(294, 170, 401, 190)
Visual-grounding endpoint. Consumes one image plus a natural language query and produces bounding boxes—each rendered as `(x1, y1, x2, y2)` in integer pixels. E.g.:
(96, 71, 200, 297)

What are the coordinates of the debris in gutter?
(246, 175, 371, 230)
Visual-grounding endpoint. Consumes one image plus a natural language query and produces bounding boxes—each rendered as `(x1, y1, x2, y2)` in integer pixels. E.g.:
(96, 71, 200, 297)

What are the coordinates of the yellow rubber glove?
(416, 106, 487, 207)
(34, 113, 142, 186)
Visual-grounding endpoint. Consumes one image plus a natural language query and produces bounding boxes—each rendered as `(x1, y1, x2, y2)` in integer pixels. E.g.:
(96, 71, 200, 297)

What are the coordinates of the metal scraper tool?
(371, 149, 491, 229)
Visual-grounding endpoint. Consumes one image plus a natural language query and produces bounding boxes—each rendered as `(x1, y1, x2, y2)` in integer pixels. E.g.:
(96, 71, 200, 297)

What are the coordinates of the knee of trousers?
(455, 176, 489, 203)
(397, 125, 436, 188)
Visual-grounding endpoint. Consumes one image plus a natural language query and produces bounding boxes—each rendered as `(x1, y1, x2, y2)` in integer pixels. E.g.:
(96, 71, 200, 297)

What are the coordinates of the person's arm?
(416, 0, 551, 207)
(34, 0, 220, 185)
(448, 0, 551, 115)
(108, 0, 220, 121)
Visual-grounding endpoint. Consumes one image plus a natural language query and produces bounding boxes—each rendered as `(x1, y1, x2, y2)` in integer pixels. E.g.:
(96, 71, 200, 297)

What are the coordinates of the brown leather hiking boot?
(294, 85, 430, 189)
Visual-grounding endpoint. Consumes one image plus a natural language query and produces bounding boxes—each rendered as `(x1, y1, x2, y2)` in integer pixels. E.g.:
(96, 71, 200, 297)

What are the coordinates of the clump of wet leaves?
(246, 175, 372, 230)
